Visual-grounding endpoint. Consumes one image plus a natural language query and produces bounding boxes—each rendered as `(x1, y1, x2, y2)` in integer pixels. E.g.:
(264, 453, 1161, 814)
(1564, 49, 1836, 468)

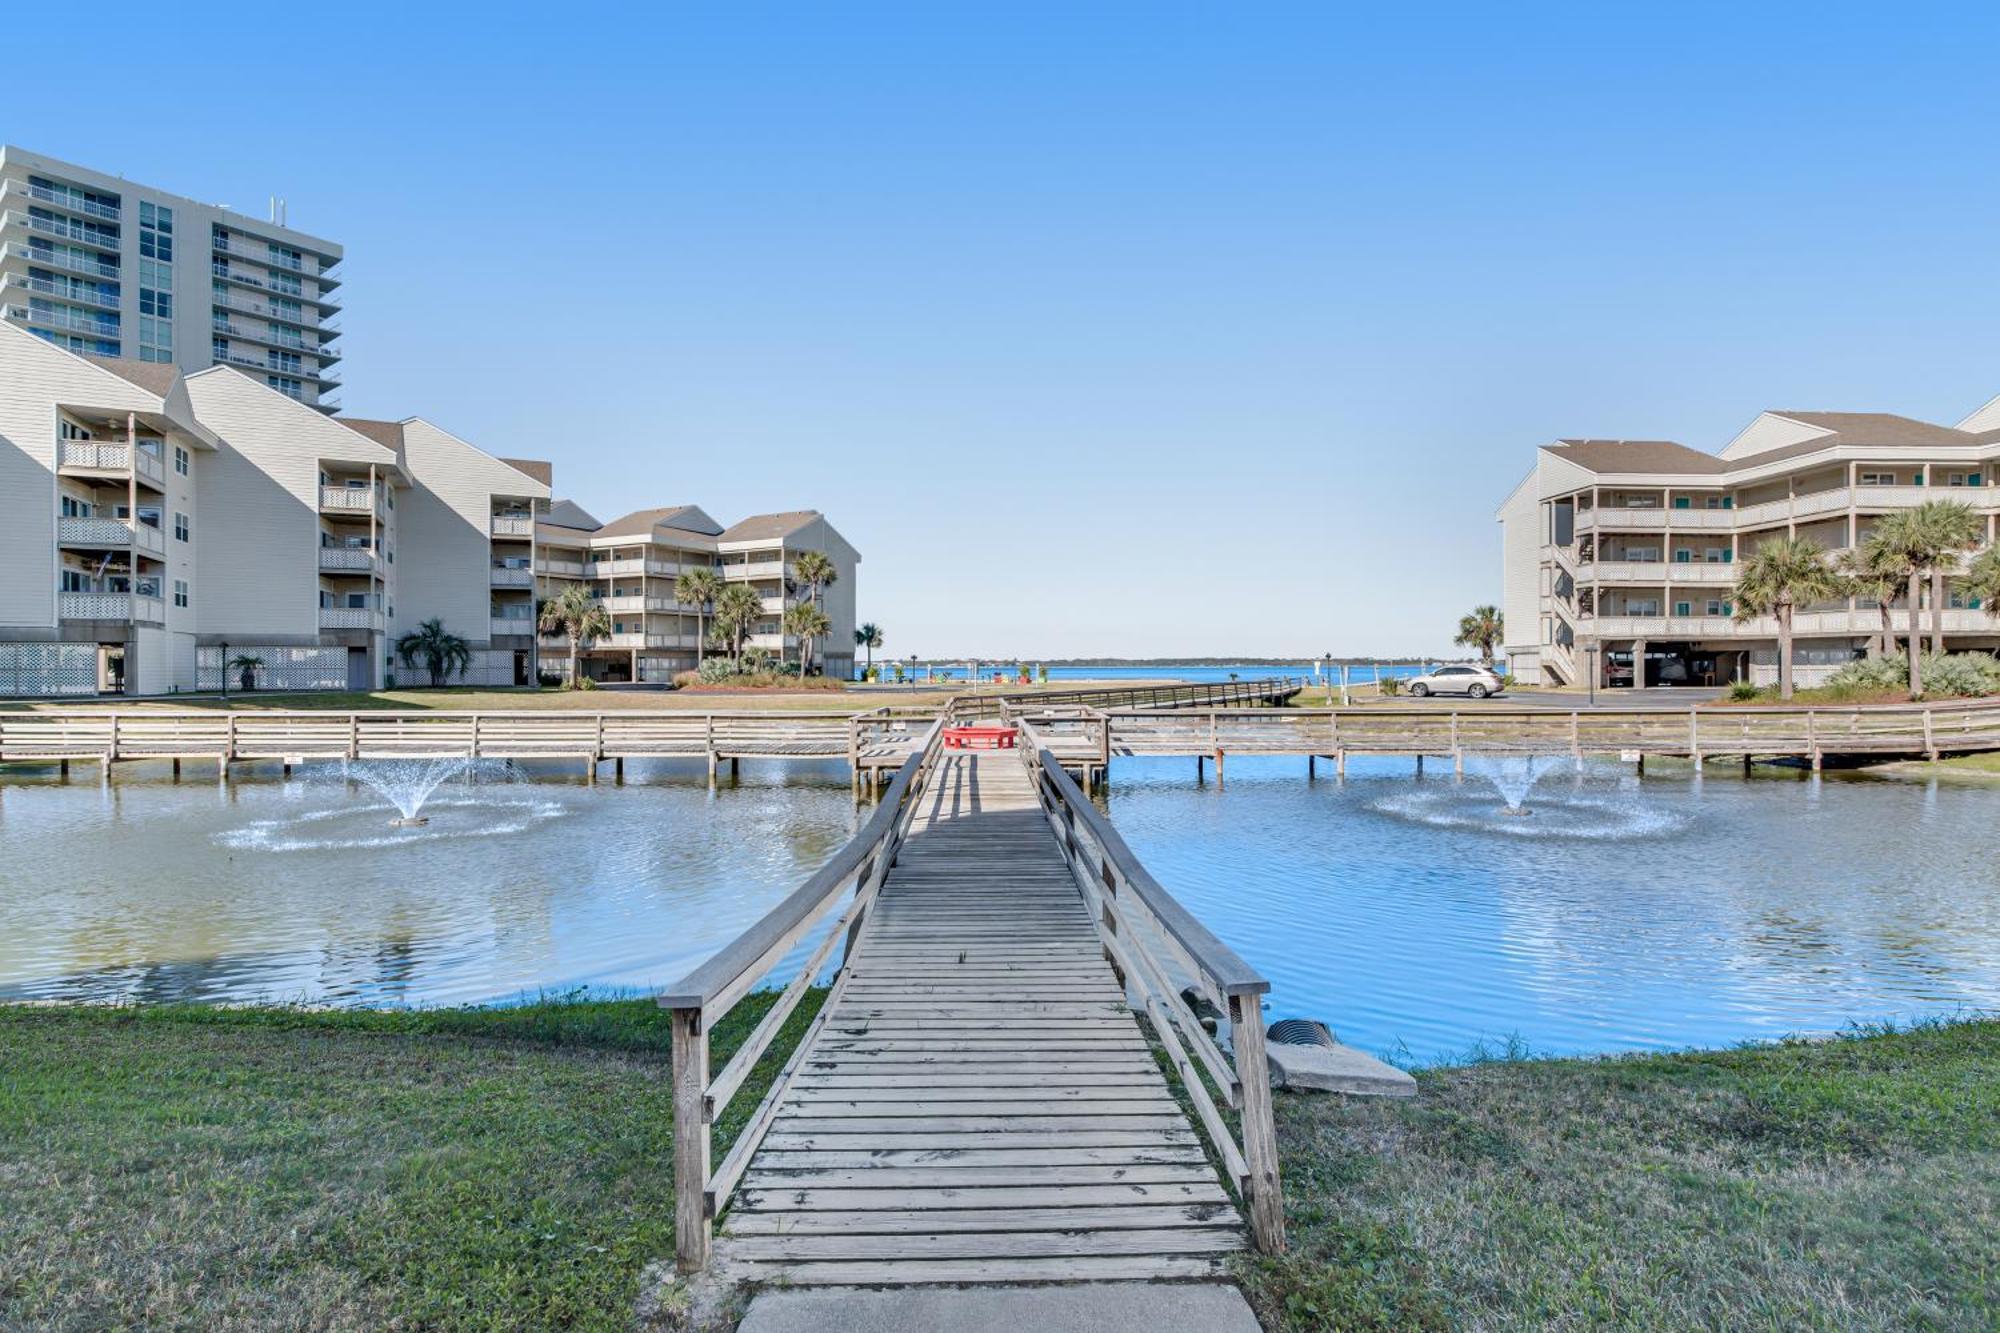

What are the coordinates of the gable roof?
(594, 505, 724, 540)
(540, 499, 600, 533)
(82, 356, 179, 395)
(501, 457, 553, 486)
(1543, 440, 1729, 475)
(718, 509, 823, 542)
(338, 417, 405, 450)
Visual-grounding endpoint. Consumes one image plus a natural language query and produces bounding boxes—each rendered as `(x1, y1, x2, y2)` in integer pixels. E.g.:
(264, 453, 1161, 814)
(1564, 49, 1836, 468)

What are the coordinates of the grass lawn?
(0, 996, 814, 1332)
(4, 1005, 1992, 1330)
(1862, 751, 2000, 781)
(0, 687, 949, 715)
(1238, 1018, 2000, 1331)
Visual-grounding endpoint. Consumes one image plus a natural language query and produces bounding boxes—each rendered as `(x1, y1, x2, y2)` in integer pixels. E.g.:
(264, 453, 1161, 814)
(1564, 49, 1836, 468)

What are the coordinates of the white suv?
(1406, 665, 1505, 699)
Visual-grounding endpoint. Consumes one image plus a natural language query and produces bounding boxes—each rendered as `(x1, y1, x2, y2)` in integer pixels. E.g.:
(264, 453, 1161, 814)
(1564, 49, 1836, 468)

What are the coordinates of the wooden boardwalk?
(711, 750, 1244, 1286)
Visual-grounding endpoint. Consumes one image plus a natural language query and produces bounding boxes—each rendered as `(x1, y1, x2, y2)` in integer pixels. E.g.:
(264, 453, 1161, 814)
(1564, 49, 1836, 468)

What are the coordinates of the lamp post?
(909, 654, 918, 693)
(1321, 652, 1333, 706)
(220, 639, 230, 703)
(1585, 643, 1598, 709)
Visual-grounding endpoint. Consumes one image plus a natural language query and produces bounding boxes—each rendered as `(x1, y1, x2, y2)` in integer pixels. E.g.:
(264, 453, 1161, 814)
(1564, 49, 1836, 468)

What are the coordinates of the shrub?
(536, 671, 563, 688)
(573, 676, 598, 691)
(1824, 651, 2000, 700)
(672, 670, 700, 689)
(1728, 679, 1762, 702)
(1378, 676, 1402, 697)
(698, 658, 736, 684)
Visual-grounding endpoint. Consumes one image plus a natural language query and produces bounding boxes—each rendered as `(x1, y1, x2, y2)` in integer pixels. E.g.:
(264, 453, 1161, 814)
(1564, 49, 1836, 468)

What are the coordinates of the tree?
(1453, 605, 1503, 665)
(227, 653, 266, 693)
(1871, 510, 1934, 696)
(711, 583, 764, 671)
(1965, 545, 2000, 624)
(784, 602, 833, 675)
(394, 618, 472, 688)
(854, 622, 883, 677)
(1913, 500, 1985, 654)
(1732, 536, 1844, 700)
(537, 585, 611, 688)
(1838, 537, 1905, 657)
(673, 568, 724, 666)
(791, 550, 838, 609)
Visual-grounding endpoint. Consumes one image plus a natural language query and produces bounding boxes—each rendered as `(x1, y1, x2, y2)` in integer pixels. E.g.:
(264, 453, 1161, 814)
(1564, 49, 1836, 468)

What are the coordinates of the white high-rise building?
(0, 145, 343, 411)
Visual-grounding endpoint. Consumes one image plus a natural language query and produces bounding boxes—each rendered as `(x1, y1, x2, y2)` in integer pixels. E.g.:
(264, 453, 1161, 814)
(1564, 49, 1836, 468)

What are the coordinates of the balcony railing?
(724, 559, 787, 580)
(490, 617, 537, 639)
(490, 515, 534, 537)
(59, 592, 163, 623)
(57, 441, 165, 485)
(11, 211, 121, 251)
(319, 485, 383, 515)
(1586, 559, 1737, 584)
(318, 546, 375, 572)
(58, 516, 164, 554)
(8, 273, 120, 310)
(13, 180, 122, 222)
(535, 556, 586, 576)
(210, 291, 339, 331)
(319, 607, 384, 632)
(1, 241, 120, 280)
(490, 566, 533, 586)
(6, 302, 118, 337)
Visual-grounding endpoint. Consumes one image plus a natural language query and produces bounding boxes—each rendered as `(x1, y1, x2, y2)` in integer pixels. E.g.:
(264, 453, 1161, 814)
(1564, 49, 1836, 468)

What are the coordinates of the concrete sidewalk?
(737, 1281, 1261, 1332)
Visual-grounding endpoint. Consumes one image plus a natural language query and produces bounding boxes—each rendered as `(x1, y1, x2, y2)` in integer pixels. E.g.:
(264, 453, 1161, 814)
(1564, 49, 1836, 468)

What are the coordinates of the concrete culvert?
(1268, 1018, 1338, 1048)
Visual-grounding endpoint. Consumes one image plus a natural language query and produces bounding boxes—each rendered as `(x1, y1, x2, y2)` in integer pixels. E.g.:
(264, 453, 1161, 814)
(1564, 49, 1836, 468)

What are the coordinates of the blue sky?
(15, 3, 2000, 657)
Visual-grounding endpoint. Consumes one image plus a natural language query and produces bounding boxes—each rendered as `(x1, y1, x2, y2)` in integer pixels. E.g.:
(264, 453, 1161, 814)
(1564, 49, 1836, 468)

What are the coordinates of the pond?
(1, 754, 1994, 1064)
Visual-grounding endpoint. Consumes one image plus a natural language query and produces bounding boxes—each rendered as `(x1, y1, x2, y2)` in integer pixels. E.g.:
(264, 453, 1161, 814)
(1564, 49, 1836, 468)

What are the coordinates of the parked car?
(1405, 665, 1506, 698)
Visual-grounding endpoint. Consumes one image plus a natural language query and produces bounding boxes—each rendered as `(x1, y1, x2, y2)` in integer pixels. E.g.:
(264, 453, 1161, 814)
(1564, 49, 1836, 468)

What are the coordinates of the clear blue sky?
(16, 3, 2000, 658)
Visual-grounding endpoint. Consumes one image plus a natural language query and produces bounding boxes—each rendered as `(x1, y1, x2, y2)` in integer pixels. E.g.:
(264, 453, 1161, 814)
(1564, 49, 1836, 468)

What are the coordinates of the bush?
(698, 658, 736, 684)
(1378, 676, 1402, 697)
(1824, 651, 2000, 700)
(573, 675, 597, 691)
(672, 670, 700, 689)
(536, 671, 563, 688)
(1728, 679, 1762, 702)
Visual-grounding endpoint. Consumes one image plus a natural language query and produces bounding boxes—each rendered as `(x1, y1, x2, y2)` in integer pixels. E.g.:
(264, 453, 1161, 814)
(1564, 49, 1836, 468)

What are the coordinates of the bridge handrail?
(655, 714, 950, 1273)
(1014, 717, 1284, 1254)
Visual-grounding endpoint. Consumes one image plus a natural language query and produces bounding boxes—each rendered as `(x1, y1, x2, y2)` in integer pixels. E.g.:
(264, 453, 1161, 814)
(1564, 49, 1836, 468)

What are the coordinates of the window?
(60, 495, 91, 518)
(1858, 471, 1898, 486)
(267, 349, 302, 374)
(1705, 599, 1730, 616)
(346, 592, 369, 609)
(1704, 546, 1729, 564)
(174, 446, 190, 476)
(1627, 599, 1661, 616)
(139, 201, 173, 261)
(1947, 471, 1986, 488)
(1673, 549, 1692, 563)
(173, 512, 189, 542)
(266, 375, 304, 401)
(139, 288, 171, 317)
(1674, 601, 1692, 617)
(213, 335, 230, 362)
(173, 579, 189, 608)
(61, 568, 88, 593)
(1672, 496, 1691, 509)
(138, 314, 172, 363)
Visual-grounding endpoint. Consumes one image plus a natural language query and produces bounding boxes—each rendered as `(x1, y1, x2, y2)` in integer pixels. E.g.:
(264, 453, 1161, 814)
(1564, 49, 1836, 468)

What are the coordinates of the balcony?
(57, 441, 166, 485)
(9, 179, 122, 222)
(211, 291, 339, 332)
(491, 515, 534, 537)
(319, 607, 384, 632)
(600, 595, 691, 613)
(1585, 559, 1738, 584)
(724, 559, 787, 580)
(319, 546, 376, 573)
(535, 556, 586, 577)
(319, 485, 384, 517)
(6, 302, 118, 338)
(211, 317, 341, 363)
(490, 616, 537, 639)
(59, 591, 163, 623)
(58, 516, 164, 555)
(9, 211, 121, 252)
(7, 272, 120, 311)
(0, 241, 120, 280)
(490, 566, 533, 587)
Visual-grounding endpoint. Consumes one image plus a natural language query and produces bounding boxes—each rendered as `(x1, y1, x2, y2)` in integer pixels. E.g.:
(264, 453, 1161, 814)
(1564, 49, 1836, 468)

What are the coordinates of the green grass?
(0, 686, 902, 714)
(0, 995, 818, 1332)
(1237, 1018, 2000, 1331)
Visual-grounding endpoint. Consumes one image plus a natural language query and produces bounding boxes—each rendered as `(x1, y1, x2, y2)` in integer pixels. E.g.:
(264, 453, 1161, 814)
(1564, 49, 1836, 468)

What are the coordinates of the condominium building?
(533, 506, 862, 684)
(1499, 399, 2000, 688)
(0, 145, 343, 410)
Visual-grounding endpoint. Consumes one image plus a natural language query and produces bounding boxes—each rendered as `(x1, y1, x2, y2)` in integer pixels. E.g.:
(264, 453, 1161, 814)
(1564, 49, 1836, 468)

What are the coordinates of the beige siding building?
(1, 145, 343, 410)
(1500, 402, 2000, 688)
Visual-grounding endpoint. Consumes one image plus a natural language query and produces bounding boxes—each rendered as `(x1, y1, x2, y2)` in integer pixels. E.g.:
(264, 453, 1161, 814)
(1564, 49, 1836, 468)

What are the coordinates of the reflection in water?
(1101, 755, 2000, 1064)
(0, 759, 860, 1007)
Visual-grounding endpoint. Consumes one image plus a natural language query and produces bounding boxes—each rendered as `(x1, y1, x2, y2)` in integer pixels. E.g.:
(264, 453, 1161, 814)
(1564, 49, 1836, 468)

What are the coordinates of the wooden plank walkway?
(712, 750, 1244, 1286)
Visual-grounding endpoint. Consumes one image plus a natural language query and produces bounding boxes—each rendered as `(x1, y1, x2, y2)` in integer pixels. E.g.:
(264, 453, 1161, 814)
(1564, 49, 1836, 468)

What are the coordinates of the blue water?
(1102, 755, 2000, 1064)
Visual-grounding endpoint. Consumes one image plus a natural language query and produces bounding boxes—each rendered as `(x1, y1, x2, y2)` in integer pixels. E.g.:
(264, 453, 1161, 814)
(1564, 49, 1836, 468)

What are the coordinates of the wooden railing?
(966, 675, 1302, 716)
(655, 717, 949, 1272)
(1014, 717, 1285, 1254)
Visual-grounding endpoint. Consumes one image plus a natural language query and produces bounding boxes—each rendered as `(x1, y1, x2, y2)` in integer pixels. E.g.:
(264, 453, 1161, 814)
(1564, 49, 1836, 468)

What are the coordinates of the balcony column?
(126, 413, 138, 632)
(367, 463, 379, 619)
(1631, 637, 1647, 691)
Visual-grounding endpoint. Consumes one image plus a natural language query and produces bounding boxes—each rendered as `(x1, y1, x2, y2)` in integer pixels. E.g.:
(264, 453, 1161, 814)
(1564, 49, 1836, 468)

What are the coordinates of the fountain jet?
(1462, 753, 1571, 816)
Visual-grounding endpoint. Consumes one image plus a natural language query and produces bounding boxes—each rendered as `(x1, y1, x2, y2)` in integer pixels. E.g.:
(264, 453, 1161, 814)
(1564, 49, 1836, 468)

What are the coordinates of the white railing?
(15, 180, 122, 221)
(8, 273, 120, 310)
(489, 566, 533, 586)
(212, 291, 339, 331)
(2, 242, 120, 279)
(58, 441, 131, 471)
(490, 617, 535, 638)
(60, 592, 129, 621)
(724, 559, 786, 580)
(13, 212, 120, 250)
(535, 557, 585, 576)
(318, 485, 379, 513)
(490, 515, 534, 537)
(9, 302, 118, 336)
(318, 607, 384, 631)
(319, 547, 374, 571)
(58, 516, 151, 548)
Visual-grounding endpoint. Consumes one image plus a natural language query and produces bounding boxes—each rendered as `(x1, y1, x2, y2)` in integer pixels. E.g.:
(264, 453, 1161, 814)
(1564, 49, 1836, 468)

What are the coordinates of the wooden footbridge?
(659, 717, 1285, 1286)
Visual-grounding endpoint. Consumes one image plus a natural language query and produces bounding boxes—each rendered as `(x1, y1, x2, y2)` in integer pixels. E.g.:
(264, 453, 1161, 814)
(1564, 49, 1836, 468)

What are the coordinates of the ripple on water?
(214, 797, 569, 852)
(1368, 788, 1692, 839)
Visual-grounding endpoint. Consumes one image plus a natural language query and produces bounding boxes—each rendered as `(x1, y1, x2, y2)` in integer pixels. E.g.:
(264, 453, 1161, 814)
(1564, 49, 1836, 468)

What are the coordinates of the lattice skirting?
(197, 646, 348, 692)
(0, 643, 99, 696)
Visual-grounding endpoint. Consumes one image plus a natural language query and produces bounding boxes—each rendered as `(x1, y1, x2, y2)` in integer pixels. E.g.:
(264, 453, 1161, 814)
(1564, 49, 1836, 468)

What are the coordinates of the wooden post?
(706, 713, 717, 784)
(670, 1007, 712, 1273)
(1924, 707, 1937, 762)
(107, 715, 118, 764)
(1230, 993, 1286, 1254)
(348, 714, 359, 761)
(1212, 749, 1224, 786)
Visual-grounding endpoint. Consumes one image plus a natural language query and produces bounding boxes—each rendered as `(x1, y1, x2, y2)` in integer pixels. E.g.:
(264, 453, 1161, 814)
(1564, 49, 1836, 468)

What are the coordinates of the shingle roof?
(82, 356, 178, 396)
(338, 418, 405, 450)
(593, 505, 717, 540)
(540, 499, 600, 533)
(1544, 440, 1730, 475)
(501, 457, 553, 486)
(718, 509, 822, 542)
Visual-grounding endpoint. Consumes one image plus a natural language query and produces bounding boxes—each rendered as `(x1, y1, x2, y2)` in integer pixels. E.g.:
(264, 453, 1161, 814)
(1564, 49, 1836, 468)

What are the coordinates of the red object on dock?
(943, 725, 1018, 750)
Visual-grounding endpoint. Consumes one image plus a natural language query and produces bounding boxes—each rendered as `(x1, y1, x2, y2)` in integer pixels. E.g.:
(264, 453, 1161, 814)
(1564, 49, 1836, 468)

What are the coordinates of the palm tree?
(1872, 510, 1934, 696)
(1913, 500, 1985, 653)
(673, 568, 723, 666)
(394, 618, 473, 688)
(855, 622, 883, 677)
(711, 583, 764, 671)
(784, 602, 833, 675)
(791, 549, 838, 607)
(1964, 545, 2000, 625)
(1732, 536, 1844, 700)
(227, 653, 266, 693)
(1453, 605, 1503, 665)
(537, 585, 611, 688)
(1838, 537, 1904, 657)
